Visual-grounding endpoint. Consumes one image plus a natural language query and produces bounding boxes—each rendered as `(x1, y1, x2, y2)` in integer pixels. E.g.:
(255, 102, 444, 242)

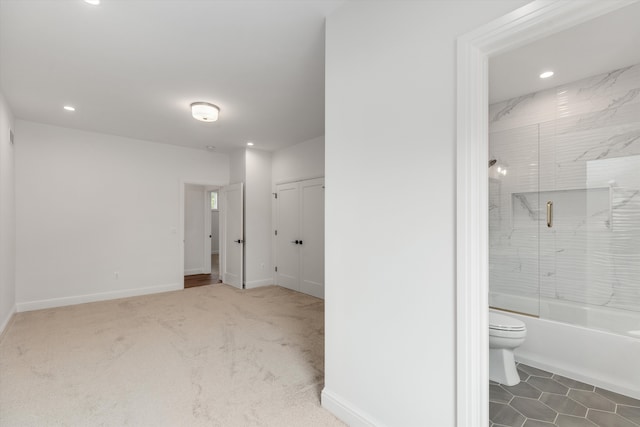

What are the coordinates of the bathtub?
(490, 293, 640, 400)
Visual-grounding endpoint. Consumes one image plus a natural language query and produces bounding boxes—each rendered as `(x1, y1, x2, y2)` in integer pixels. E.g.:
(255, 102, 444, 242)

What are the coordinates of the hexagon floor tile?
(489, 364, 640, 427)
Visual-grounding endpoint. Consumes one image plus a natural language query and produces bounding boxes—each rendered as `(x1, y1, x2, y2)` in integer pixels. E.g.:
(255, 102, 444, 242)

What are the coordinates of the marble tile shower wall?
(489, 63, 640, 317)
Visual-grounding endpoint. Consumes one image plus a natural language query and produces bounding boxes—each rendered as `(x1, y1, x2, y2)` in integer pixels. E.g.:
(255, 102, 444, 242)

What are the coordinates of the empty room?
(2, 1, 639, 427)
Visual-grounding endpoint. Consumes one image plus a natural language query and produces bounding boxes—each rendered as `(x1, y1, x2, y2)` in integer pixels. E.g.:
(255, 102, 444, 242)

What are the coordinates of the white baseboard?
(184, 268, 204, 276)
(16, 283, 182, 313)
(321, 388, 384, 427)
(516, 354, 640, 401)
(0, 305, 16, 340)
(244, 278, 273, 289)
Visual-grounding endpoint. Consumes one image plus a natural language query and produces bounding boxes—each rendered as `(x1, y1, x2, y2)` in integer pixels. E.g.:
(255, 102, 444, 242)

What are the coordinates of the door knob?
(298, 240, 303, 245)
(291, 240, 299, 244)
(234, 239, 244, 244)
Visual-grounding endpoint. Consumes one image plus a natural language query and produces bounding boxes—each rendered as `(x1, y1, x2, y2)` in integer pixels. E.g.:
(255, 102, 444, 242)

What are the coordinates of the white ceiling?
(0, 0, 344, 152)
(489, 1, 640, 104)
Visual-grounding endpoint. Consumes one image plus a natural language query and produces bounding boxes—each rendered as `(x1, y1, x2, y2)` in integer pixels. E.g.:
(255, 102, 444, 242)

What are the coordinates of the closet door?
(275, 182, 300, 291)
(299, 178, 324, 298)
(274, 177, 325, 298)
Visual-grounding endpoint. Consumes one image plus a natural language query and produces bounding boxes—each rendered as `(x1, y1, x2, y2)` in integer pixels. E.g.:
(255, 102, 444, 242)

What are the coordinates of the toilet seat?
(490, 312, 526, 332)
(489, 327, 527, 339)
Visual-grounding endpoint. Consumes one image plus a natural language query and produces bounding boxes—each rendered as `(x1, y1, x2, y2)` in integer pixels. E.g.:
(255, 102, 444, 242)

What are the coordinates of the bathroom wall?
(489, 63, 640, 322)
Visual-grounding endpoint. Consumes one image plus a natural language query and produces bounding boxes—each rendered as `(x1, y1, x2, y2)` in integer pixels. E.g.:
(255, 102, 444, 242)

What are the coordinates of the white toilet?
(489, 311, 527, 386)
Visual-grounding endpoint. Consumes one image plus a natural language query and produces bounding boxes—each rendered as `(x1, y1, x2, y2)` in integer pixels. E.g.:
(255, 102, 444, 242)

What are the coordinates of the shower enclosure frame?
(455, 1, 638, 426)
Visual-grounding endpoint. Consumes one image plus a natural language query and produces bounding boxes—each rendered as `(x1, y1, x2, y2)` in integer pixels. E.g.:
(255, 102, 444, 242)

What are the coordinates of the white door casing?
(222, 183, 243, 289)
(456, 1, 637, 425)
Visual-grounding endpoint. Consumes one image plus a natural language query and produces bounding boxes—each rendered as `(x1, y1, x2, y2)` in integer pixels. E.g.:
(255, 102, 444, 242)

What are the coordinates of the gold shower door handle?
(547, 201, 553, 228)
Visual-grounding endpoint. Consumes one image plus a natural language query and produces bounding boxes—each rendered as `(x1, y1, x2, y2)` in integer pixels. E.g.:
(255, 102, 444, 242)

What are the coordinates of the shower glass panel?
(489, 63, 640, 338)
(489, 124, 540, 317)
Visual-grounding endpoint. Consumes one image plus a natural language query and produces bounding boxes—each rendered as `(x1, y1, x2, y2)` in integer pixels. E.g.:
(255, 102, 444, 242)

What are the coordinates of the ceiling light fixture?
(539, 71, 554, 79)
(84, 0, 100, 5)
(206, 146, 216, 150)
(247, 141, 254, 146)
(191, 102, 219, 122)
(64, 105, 76, 112)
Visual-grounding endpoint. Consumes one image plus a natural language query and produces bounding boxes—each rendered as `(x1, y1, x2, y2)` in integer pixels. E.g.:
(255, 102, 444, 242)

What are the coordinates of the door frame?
(455, 0, 636, 425)
(179, 180, 222, 286)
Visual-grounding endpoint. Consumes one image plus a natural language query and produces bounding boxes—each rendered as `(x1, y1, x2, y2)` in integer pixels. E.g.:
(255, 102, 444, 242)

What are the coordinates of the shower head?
(489, 159, 497, 168)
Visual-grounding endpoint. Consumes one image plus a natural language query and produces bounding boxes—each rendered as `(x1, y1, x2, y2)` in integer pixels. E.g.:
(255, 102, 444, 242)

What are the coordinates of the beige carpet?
(0, 284, 346, 426)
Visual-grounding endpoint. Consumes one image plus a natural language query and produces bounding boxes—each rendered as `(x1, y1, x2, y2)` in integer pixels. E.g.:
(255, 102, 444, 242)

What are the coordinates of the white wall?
(244, 149, 273, 288)
(211, 209, 219, 254)
(323, 2, 529, 426)
(272, 135, 324, 185)
(15, 121, 229, 310)
(184, 184, 206, 275)
(0, 93, 15, 335)
(229, 148, 246, 185)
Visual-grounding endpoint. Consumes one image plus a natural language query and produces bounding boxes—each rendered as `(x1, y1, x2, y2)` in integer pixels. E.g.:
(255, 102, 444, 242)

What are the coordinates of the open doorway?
(184, 184, 222, 288)
(456, 1, 636, 424)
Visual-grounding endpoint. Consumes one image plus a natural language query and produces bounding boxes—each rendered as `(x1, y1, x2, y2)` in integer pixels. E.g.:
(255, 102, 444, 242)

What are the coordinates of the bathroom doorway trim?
(455, 0, 638, 425)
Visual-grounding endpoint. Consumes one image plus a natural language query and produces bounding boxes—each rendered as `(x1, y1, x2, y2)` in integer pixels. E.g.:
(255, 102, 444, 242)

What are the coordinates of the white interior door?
(222, 183, 243, 289)
(299, 178, 324, 298)
(275, 182, 300, 291)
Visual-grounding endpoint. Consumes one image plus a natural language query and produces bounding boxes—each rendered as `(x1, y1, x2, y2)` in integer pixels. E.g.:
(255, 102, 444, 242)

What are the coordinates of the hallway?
(184, 254, 220, 288)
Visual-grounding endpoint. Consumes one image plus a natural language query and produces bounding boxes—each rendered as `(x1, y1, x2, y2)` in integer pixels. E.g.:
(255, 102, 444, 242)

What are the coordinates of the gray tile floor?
(490, 364, 640, 427)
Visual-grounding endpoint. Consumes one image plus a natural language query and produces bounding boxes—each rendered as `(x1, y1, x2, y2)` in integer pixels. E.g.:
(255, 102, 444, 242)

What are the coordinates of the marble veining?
(489, 63, 640, 335)
(574, 129, 640, 161)
(578, 65, 634, 96)
(491, 93, 536, 123)
(607, 87, 640, 109)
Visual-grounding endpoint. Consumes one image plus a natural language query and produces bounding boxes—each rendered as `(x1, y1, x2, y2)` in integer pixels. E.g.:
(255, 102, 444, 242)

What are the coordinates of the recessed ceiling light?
(247, 142, 254, 146)
(84, 0, 100, 5)
(63, 105, 76, 112)
(539, 71, 554, 79)
(191, 102, 219, 122)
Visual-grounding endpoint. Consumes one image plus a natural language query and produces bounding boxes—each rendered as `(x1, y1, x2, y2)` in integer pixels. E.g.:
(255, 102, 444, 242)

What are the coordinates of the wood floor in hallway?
(184, 253, 220, 288)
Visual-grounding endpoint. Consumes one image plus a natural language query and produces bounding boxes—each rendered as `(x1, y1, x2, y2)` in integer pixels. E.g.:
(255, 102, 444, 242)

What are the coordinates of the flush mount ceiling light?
(84, 0, 100, 5)
(191, 102, 219, 122)
(63, 105, 76, 112)
(539, 71, 554, 79)
(247, 141, 254, 146)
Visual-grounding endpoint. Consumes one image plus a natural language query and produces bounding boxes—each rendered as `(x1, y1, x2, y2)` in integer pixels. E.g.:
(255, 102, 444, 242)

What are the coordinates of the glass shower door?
(539, 114, 640, 336)
(489, 123, 541, 317)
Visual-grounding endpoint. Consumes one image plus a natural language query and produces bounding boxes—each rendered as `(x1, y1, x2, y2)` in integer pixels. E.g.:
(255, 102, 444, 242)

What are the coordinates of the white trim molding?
(0, 306, 16, 340)
(244, 279, 273, 289)
(321, 388, 384, 427)
(455, 1, 638, 425)
(15, 283, 182, 312)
